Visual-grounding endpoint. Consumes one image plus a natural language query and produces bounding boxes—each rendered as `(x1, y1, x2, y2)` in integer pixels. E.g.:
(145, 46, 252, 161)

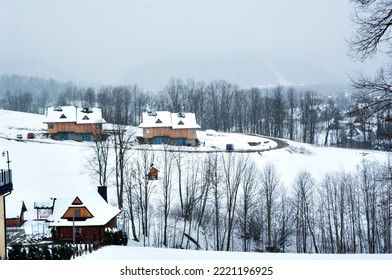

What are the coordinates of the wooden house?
(44, 106, 106, 141)
(139, 111, 201, 146)
(5, 201, 27, 227)
(48, 191, 120, 244)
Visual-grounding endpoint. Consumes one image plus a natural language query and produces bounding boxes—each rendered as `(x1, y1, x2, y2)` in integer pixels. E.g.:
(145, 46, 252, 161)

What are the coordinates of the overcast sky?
(0, 0, 385, 88)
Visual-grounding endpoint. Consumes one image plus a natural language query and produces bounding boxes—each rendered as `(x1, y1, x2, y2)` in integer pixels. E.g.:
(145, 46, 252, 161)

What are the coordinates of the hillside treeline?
(1, 74, 392, 150)
(106, 147, 392, 254)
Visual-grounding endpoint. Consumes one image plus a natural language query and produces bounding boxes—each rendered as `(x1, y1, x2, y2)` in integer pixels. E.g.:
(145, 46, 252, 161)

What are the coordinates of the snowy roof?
(47, 191, 120, 227)
(6, 200, 27, 219)
(44, 106, 106, 124)
(139, 111, 200, 129)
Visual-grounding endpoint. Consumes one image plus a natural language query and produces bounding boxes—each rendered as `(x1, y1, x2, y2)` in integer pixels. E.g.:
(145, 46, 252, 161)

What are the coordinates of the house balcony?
(0, 170, 13, 196)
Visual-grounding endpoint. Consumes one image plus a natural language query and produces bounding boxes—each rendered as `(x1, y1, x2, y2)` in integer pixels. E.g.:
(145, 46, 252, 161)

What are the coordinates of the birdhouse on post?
(147, 164, 159, 180)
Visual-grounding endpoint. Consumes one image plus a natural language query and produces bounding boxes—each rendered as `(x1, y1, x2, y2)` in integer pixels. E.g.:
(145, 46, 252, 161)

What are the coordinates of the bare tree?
(221, 153, 248, 251)
(207, 153, 223, 251)
(379, 157, 392, 253)
(124, 163, 140, 242)
(86, 134, 112, 187)
(82, 87, 96, 107)
(358, 159, 380, 253)
(259, 162, 281, 251)
(300, 91, 320, 144)
(348, 0, 392, 119)
(248, 88, 262, 134)
(35, 89, 51, 113)
(206, 81, 222, 131)
(159, 146, 174, 247)
(292, 170, 319, 253)
(112, 124, 135, 210)
(286, 87, 298, 141)
(194, 154, 213, 249)
(271, 86, 286, 138)
(319, 171, 350, 253)
(237, 158, 257, 251)
(132, 149, 156, 246)
(165, 78, 184, 113)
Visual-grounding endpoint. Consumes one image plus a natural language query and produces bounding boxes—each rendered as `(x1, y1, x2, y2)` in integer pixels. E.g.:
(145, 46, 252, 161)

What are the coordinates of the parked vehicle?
(16, 134, 22, 139)
(27, 132, 35, 139)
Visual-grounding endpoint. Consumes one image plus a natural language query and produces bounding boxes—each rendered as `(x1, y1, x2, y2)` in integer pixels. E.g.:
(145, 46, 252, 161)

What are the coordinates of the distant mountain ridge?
(118, 54, 347, 90)
(1, 53, 349, 91)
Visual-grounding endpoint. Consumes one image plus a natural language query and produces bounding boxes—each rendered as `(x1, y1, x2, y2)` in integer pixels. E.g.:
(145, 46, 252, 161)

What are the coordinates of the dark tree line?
(0, 73, 392, 149)
(3, 72, 392, 150)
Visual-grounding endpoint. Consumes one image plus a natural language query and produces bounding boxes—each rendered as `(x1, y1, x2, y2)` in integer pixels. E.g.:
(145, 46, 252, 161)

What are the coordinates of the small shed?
(147, 164, 159, 180)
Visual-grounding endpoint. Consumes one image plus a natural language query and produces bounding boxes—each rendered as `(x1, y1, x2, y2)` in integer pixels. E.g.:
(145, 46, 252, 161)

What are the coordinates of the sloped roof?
(171, 112, 200, 129)
(47, 191, 120, 227)
(61, 197, 94, 220)
(6, 200, 27, 219)
(139, 111, 172, 128)
(139, 111, 200, 129)
(44, 106, 106, 124)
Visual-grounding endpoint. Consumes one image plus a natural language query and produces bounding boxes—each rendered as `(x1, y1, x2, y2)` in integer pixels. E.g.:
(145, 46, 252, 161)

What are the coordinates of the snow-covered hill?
(1, 109, 389, 207)
(0, 109, 389, 215)
(1, 109, 392, 263)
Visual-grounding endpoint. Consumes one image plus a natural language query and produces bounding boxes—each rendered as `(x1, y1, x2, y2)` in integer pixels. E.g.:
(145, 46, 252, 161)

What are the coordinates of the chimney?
(97, 186, 107, 202)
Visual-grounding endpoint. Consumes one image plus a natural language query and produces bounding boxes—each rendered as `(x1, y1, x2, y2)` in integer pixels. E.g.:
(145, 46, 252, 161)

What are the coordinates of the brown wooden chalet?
(6, 201, 27, 227)
(139, 111, 201, 146)
(48, 192, 120, 244)
(44, 106, 106, 141)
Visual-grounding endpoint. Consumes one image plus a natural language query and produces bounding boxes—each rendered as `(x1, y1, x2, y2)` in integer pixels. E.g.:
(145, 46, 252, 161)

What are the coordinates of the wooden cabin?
(48, 193, 120, 244)
(6, 201, 27, 227)
(44, 106, 106, 141)
(139, 111, 201, 146)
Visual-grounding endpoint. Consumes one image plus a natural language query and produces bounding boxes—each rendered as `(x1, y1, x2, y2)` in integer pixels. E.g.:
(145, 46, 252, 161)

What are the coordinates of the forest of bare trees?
(88, 137, 392, 254)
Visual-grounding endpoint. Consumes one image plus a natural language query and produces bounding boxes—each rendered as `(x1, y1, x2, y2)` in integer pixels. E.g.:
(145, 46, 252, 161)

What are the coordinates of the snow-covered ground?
(1, 108, 390, 230)
(1, 109, 392, 277)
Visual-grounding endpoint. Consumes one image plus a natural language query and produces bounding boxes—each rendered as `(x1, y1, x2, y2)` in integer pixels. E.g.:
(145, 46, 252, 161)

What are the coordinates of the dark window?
(156, 119, 162, 124)
(178, 120, 184, 125)
(48, 123, 54, 129)
(83, 115, 90, 120)
(60, 114, 67, 119)
(74, 209, 81, 217)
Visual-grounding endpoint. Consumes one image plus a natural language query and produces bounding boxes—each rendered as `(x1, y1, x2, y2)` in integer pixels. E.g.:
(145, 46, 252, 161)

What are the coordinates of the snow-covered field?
(1, 109, 392, 278)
